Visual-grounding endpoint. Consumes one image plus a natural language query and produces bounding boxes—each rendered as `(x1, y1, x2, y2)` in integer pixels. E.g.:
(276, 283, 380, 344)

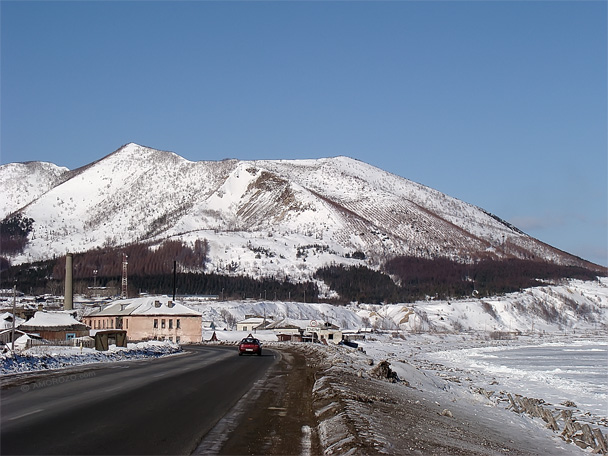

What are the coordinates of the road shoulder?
(195, 346, 322, 456)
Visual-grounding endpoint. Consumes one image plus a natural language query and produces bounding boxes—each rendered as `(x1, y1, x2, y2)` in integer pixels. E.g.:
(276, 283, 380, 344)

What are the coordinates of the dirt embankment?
(210, 343, 582, 455)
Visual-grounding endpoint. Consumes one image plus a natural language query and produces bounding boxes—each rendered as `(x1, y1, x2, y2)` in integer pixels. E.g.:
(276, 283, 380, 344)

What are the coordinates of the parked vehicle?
(238, 336, 262, 356)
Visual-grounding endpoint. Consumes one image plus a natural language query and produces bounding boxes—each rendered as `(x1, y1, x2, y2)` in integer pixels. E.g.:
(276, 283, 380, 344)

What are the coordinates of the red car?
(238, 336, 262, 356)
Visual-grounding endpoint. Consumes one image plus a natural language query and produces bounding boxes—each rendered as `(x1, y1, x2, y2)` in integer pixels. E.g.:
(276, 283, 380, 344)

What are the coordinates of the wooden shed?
(18, 311, 89, 341)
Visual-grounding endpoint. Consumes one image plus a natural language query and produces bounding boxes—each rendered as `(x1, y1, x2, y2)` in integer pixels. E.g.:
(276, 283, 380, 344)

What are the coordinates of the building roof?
(90, 296, 200, 317)
(18, 311, 89, 330)
(0, 312, 25, 329)
(264, 318, 311, 330)
(237, 317, 266, 325)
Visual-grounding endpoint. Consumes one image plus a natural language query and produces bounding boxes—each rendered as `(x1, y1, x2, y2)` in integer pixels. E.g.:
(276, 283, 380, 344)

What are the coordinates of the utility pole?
(65, 253, 73, 310)
(172, 260, 177, 301)
(11, 285, 16, 351)
(93, 269, 98, 298)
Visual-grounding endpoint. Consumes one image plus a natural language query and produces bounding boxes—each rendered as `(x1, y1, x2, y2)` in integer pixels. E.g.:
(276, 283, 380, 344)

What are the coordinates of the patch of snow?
(18, 311, 83, 328)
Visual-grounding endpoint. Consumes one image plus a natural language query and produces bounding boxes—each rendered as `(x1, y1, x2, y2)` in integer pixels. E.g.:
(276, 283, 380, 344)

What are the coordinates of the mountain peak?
(1, 144, 601, 279)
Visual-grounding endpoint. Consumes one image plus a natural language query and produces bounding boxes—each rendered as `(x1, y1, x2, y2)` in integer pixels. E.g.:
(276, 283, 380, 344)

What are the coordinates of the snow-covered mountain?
(0, 143, 599, 280)
(0, 161, 69, 218)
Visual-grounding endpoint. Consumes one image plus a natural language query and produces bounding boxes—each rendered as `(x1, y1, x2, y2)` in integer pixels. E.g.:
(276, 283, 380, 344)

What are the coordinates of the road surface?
(1, 345, 277, 455)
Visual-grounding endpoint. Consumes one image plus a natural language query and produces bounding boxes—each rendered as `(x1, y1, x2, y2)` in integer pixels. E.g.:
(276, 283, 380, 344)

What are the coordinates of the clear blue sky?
(1, 1, 606, 267)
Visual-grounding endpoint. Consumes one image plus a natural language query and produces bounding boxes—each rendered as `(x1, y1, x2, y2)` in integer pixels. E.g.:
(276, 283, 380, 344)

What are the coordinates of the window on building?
(154, 319, 158, 329)
(103, 320, 106, 329)
(169, 319, 173, 329)
(161, 319, 166, 329)
(176, 336, 180, 343)
(176, 319, 181, 329)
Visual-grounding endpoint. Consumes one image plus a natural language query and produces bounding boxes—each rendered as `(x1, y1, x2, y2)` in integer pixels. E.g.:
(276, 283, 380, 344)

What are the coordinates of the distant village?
(0, 288, 345, 352)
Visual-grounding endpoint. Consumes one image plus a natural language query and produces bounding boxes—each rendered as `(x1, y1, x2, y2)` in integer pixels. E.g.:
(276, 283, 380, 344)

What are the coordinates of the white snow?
(0, 312, 25, 329)
(18, 311, 84, 328)
(0, 161, 68, 219)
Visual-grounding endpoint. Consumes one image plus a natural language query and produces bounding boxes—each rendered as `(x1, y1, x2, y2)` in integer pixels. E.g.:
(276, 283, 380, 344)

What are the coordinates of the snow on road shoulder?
(0, 340, 182, 376)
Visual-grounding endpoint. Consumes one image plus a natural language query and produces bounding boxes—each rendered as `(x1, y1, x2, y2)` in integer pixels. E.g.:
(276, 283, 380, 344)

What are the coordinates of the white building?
(236, 317, 267, 332)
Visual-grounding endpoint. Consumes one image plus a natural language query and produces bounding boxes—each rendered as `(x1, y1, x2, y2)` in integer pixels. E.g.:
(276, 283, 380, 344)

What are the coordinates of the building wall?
(319, 329, 342, 344)
(237, 323, 263, 332)
(86, 315, 201, 344)
(28, 329, 89, 341)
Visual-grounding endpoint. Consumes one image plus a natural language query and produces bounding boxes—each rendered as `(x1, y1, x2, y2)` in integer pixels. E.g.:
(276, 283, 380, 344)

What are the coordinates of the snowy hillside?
(184, 277, 608, 335)
(0, 161, 68, 218)
(1, 143, 599, 282)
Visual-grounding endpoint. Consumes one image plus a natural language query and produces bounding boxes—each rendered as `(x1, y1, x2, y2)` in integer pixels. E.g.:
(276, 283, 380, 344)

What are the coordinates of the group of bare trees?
(50, 239, 210, 281)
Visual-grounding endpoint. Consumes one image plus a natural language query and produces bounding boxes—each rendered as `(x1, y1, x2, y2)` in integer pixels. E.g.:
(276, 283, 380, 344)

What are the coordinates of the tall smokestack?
(65, 253, 73, 310)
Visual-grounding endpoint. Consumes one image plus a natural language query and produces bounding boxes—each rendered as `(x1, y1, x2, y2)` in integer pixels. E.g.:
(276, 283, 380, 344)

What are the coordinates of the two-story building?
(83, 296, 201, 344)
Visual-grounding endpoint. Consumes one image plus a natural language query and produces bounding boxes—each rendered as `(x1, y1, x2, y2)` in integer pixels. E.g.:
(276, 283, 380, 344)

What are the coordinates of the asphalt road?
(1, 345, 278, 455)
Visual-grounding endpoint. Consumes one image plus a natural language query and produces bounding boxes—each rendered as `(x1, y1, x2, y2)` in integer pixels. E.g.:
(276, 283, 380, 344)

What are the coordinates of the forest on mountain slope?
(1, 241, 319, 301)
(1, 238, 604, 303)
(0, 214, 34, 257)
(314, 257, 603, 304)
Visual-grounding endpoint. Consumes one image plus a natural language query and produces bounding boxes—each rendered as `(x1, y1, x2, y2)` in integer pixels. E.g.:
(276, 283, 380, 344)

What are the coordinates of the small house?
(305, 320, 342, 344)
(18, 311, 90, 341)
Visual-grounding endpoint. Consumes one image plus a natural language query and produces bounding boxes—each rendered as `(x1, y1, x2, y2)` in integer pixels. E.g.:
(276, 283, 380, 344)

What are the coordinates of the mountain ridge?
(1, 143, 602, 282)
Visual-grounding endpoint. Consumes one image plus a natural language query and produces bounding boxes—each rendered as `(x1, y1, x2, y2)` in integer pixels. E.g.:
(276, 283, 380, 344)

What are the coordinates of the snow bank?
(0, 340, 181, 375)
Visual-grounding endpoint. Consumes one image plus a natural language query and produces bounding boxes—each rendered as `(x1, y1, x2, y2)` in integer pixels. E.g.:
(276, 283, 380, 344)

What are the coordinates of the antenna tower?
(121, 253, 128, 298)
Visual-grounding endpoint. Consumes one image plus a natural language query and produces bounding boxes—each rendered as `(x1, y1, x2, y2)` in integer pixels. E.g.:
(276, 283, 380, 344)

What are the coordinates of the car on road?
(238, 336, 262, 356)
